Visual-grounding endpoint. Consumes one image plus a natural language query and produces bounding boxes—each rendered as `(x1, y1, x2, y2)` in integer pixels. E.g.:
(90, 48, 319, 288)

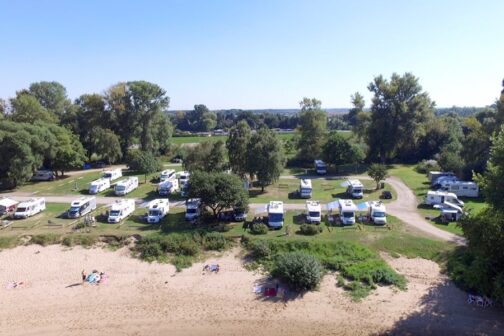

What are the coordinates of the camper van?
(306, 201, 322, 224)
(346, 179, 364, 199)
(338, 199, 357, 226)
(185, 198, 201, 221)
(178, 171, 190, 186)
(89, 178, 110, 194)
(107, 199, 135, 223)
(147, 199, 169, 223)
(314, 160, 327, 175)
(67, 196, 96, 219)
(160, 169, 176, 182)
(425, 191, 464, 207)
(443, 181, 479, 198)
(435, 201, 465, 222)
(0, 198, 18, 215)
(114, 177, 139, 196)
(368, 201, 387, 225)
(429, 171, 455, 184)
(158, 179, 179, 196)
(103, 168, 122, 182)
(13, 198, 46, 219)
(299, 179, 313, 198)
(267, 201, 284, 229)
(31, 170, 55, 181)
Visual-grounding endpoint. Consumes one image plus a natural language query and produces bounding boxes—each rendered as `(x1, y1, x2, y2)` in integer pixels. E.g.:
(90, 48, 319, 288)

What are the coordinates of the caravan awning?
(357, 202, 369, 211)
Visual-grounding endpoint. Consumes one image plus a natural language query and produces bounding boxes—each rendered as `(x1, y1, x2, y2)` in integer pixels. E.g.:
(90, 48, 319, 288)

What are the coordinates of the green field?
(171, 132, 296, 145)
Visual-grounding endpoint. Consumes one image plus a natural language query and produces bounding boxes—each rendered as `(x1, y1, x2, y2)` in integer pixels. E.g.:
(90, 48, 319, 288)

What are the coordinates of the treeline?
(0, 81, 172, 188)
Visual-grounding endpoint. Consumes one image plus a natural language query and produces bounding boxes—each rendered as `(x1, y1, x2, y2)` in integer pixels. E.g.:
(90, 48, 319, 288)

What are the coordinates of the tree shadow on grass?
(374, 280, 504, 336)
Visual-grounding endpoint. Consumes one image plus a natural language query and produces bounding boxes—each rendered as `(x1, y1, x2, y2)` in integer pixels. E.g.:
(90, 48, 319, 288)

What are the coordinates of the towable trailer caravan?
(346, 179, 364, 199)
(0, 198, 18, 215)
(158, 179, 179, 196)
(299, 179, 313, 198)
(13, 198, 45, 219)
(67, 196, 96, 219)
(428, 171, 455, 183)
(306, 201, 322, 224)
(338, 199, 357, 226)
(103, 168, 122, 182)
(443, 181, 479, 198)
(425, 191, 464, 207)
(267, 201, 284, 229)
(114, 177, 139, 196)
(89, 178, 110, 194)
(367, 201, 387, 225)
(314, 160, 327, 175)
(185, 198, 201, 221)
(160, 169, 176, 182)
(107, 199, 135, 223)
(433, 176, 459, 189)
(31, 170, 55, 181)
(147, 199, 169, 223)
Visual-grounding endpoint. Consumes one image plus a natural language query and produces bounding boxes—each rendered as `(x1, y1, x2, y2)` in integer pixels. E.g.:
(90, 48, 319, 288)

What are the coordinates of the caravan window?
(187, 208, 197, 214)
(451, 186, 459, 190)
(149, 209, 160, 216)
(116, 185, 125, 192)
(373, 212, 385, 217)
(16, 207, 27, 212)
(342, 211, 354, 218)
(109, 210, 121, 216)
(462, 186, 468, 190)
(309, 211, 320, 218)
(269, 213, 284, 222)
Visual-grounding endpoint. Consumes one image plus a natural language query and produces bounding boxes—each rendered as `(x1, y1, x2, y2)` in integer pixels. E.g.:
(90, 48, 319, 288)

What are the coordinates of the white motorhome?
(299, 179, 313, 198)
(103, 168, 122, 182)
(31, 170, 55, 181)
(435, 201, 465, 222)
(158, 179, 179, 196)
(13, 198, 46, 219)
(425, 190, 464, 207)
(160, 169, 176, 182)
(429, 171, 455, 183)
(89, 178, 110, 194)
(314, 160, 327, 175)
(368, 201, 387, 225)
(0, 198, 18, 215)
(306, 201, 322, 224)
(114, 177, 139, 196)
(443, 181, 479, 198)
(346, 179, 364, 199)
(146, 199, 169, 224)
(67, 196, 96, 219)
(185, 198, 201, 221)
(107, 199, 135, 223)
(178, 171, 190, 186)
(338, 199, 357, 226)
(267, 201, 284, 229)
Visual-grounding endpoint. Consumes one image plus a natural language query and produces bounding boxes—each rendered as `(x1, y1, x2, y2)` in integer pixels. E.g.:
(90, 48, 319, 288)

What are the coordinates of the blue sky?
(0, 0, 502, 110)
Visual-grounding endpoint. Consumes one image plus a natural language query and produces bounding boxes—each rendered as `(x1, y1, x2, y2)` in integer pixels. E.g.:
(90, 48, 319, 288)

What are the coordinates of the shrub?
(62, 235, 98, 247)
(250, 223, 269, 235)
(29, 234, 60, 246)
(172, 255, 193, 272)
(250, 240, 272, 259)
(202, 232, 228, 251)
(299, 224, 322, 235)
(178, 240, 199, 256)
(272, 251, 322, 291)
(0, 236, 19, 249)
(415, 159, 440, 174)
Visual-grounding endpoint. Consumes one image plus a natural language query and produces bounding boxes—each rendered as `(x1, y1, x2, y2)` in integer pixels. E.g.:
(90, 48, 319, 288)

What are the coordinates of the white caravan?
(31, 170, 55, 181)
(67, 196, 96, 219)
(306, 201, 322, 224)
(114, 177, 139, 196)
(160, 169, 176, 182)
(435, 201, 465, 222)
(425, 190, 464, 207)
(346, 179, 364, 199)
(103, 168, 122, 182)
(299, 179, 313, 198)
(338, 199, 357, 226)
(314, 160, 327, 175)
(0, 198, 18, 215)
(185, 198, 201, 221)
(433, 176, 459, 189)
(13, 198, 46, 219)
(158, 179, 179, 196)
(107, 199, 135, 223)
(429, 171, 455, 183)
(267, 201, 284, 229)
(443, 181, 479, 198)
(178, 171, 190, 186)
(89, 178, 110, 194)
(147, 199, 170, 224)
(368, 201, 387, 225)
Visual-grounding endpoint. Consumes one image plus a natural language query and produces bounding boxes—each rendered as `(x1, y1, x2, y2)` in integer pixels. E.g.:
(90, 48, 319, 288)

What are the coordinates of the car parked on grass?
(380, 190, 392, 199)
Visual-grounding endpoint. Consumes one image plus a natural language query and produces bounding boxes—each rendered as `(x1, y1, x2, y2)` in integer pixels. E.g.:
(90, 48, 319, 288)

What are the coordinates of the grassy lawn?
(249, 178, 396, 204)
(171, 133, 296, 145)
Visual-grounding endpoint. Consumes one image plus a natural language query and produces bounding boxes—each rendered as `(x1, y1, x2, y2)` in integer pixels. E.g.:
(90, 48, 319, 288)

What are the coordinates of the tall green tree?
(247, 128, 285, 191)
(184, 140, 227, 173)
(367, 163, 389, 190)
(126, 150, 162, 183)
(366, 73, 435, 162)
(346, 92, 365, 127)
(45, 125, 87, 176)
(322, 132, 363, 171)
(10, 93, 57, 124)
(226, 120, 251, 178)
(297, 97, 327, 162)
(187, 171, 249, 219)
(28, 81, 70, 119)
(88, 127, 122, 164)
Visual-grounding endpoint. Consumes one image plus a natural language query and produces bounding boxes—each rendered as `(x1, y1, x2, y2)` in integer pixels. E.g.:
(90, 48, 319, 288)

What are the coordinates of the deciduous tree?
(297, 97, 327, 162)
(226, 120, 251, 178)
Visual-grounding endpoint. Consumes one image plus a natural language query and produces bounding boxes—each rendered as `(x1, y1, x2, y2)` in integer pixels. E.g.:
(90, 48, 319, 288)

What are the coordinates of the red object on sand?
(264, 288, 277, 297)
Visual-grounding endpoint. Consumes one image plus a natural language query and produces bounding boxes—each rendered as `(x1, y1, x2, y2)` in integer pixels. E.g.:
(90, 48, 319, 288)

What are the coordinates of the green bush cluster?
(272, 251, 322, 291)
(299, 224, 322, 235)
(29, 234, 61, 246)
(250, 223, 269, 235)
(62, 235, 98, 247)
(415, 159, 440, 174)
(0, 236, 20, 249)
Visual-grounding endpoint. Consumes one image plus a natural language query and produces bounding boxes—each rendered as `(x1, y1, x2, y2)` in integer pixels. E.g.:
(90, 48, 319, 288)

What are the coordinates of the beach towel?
(264, 288, 277, 297)
(86, 273, 98, 283)
(99, 274, 109, 284)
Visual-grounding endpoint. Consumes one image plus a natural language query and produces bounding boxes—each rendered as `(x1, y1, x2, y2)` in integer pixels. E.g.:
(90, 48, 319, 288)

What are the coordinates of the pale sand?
(0, 245, 502, 336)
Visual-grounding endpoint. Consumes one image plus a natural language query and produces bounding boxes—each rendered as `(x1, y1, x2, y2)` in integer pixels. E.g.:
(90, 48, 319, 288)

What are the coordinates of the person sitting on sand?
(81, 270, 87, 283)
(203, 264, 210, 272)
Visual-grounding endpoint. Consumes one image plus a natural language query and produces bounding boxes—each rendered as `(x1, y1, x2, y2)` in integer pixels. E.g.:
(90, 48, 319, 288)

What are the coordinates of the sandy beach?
(0, 245, 502, 336)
